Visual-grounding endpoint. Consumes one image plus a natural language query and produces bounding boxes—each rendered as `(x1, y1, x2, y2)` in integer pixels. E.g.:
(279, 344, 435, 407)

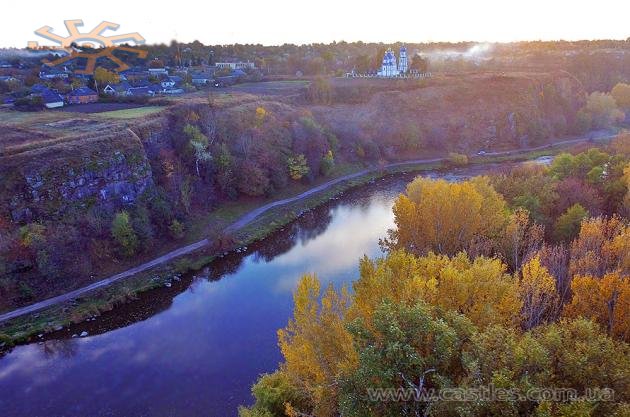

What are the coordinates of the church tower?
(398, 46, 408, 74)
(378, 48, 398, 77)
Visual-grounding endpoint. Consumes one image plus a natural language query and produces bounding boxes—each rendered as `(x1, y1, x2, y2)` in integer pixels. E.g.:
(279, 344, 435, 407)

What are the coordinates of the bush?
(320, 150, 335, 176)
(168, 219, 185, 239)
(111, 211, 138, 257)
(287, 154, 310, 180)
(447, 152, 469, 166)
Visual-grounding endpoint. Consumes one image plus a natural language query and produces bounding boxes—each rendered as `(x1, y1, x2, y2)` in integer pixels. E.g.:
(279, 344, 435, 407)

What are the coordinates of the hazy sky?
(1, 0, 629, 48)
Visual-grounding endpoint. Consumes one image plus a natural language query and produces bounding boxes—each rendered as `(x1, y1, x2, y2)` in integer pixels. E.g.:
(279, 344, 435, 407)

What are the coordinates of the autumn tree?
(287, 154, 309, 181)
(519, 256, 559, 329)
(611, 82, 630, 109)
(386, 177, 508, 256)
(500, 208, 545, 272)
(569, 215, 630, 278)
(577, 91, 625, 129)
(564, 272, 630, 341)
(351, 251, 521, 329)
(277, 274, 356, 417)
(93, 67, 119, 89)
(537, 244, 571, 312)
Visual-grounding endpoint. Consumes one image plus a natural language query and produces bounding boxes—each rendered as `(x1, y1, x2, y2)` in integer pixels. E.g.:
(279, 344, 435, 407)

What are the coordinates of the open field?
(54, 102, 152, 114)
(94, 106, 166, 119)
(225, 80, 309, 96)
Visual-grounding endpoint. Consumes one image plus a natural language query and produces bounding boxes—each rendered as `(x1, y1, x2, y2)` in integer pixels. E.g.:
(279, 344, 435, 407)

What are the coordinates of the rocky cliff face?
(0, 71, 587, 226)
(1, 129, 153, 223)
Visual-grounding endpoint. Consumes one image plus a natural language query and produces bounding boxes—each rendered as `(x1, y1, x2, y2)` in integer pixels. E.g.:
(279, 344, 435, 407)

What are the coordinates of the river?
(0, 165, 507, 417)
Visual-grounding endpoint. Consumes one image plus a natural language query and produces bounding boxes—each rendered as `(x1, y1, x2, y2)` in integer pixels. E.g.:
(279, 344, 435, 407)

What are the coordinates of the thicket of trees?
(241, 141, 630, 417)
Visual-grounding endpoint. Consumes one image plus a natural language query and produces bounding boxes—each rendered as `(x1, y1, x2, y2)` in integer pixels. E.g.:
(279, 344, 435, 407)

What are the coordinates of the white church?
(377, 46, 408, 77)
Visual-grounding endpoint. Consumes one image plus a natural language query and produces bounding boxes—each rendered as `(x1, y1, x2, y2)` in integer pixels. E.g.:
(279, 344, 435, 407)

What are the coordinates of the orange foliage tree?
(564, 272, 630, 341)
(569, 216, 630, 278)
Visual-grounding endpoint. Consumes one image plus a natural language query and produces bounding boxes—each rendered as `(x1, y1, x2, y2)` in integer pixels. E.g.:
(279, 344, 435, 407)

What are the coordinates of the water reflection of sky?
(0, 187, 401, 417)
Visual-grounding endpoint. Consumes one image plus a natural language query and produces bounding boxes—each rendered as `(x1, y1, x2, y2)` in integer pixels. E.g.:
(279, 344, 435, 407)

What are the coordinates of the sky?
(1, 0, 629, 48)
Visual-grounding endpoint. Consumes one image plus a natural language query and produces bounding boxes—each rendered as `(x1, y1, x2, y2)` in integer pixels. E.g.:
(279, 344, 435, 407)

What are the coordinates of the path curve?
(0, 133, 614, 323)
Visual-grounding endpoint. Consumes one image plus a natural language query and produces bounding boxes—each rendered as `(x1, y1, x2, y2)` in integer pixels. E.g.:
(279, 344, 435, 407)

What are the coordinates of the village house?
(191, 72, 212, 85)
(148, 67, 169, 76)
(39, 66, 70, 80)
(127, 85, 157, 97)
(215, 61, 255, 70)
(34, 87, 64, 109)
(66, 87, 98, 104)
(103, 81, 132, 96)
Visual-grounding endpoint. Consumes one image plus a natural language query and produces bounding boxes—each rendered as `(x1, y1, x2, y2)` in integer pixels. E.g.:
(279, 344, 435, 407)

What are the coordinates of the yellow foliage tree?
(350, 250, 521, 329)
(519, 256, 559, 329)
(93, 67, 120, 89)
(255, 106, 267, 127)
(564, 272, 630, 341)
(500, 208, 545, 271)
(278, 274, 356, 417)
(569, 216, 630, 278)
(388, 177, 509, 256)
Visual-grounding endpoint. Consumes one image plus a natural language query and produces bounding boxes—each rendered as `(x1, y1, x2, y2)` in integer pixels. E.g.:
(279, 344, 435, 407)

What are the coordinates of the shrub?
(287, 154, 310, 180)
(168, 219, 185, 239)
(111, 211, 138, 257)
(447, 152, 469, 166)
(320, 150, 335, 176)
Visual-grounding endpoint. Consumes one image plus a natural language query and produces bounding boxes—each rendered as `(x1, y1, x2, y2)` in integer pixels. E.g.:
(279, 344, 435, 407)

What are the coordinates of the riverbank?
(0, 134, 615, 350)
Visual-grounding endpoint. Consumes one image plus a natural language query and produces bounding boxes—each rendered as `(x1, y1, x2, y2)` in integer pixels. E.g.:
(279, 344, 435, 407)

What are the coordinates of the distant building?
(215, 62, 255, 70)
(38, 88, 64, 108)
(103, 81, 132, 96)
(127, 86, 157, 97)
(191, 74, 211, 85)
(148, 67, 169, 76)
(398, 46, 408, 73)
(377, 47, 409, 77)
(66, 87, 98, 104)
(39, 66, 70, 80)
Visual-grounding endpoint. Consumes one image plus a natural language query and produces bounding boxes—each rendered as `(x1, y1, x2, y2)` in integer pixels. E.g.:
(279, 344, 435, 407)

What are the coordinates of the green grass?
(95, 106, 165, 119)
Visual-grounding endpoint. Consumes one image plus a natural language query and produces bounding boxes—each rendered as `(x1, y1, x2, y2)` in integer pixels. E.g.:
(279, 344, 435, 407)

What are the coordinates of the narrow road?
(0, 133, 615, 323)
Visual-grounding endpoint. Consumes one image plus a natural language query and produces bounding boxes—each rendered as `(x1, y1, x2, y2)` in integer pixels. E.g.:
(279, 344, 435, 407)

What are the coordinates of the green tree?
(320, 150, 334, 176)
(340, 301, 474, 417)
(287, 154, 310, 181)
(111, 211, 138, 257)
(168, 219, 185, 239)
(183, 123, 211, 177)
(553, 204, 588, 242)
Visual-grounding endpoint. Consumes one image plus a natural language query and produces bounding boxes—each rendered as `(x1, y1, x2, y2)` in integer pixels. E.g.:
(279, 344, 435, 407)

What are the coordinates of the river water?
(0, 167, 502, 417)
